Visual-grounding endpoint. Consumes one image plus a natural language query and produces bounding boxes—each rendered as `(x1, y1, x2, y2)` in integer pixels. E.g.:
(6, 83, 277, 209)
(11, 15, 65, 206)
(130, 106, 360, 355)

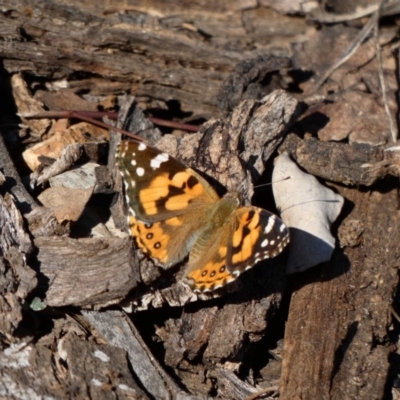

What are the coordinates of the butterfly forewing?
(117, 140, 219, 223)
(117, 140, 220, 265)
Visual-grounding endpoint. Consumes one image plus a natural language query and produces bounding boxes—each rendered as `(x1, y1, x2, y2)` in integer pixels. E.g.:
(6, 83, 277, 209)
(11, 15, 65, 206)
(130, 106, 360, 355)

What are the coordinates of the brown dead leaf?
(50, 118, 70, 133)
(22, 122, 109, 170)
(38, 187, 92, 223)
(98, 95, 118, 111)
(317, 92, 389, 145)
(35, 88, 98, 112)
(12, 74, 51, 137)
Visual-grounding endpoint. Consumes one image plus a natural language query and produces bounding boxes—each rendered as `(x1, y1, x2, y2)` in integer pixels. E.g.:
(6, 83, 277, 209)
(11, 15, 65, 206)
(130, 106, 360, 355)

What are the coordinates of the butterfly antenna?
(254, 176, 291, 190)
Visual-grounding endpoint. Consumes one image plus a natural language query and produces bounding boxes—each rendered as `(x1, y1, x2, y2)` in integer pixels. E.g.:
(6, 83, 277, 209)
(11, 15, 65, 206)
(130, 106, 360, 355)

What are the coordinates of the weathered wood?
(281, 134, 387, 186)
(0, 318, 148, 399)
(0, 1, 399, 399)
(0, 0, 306, 117)
(0, 190, 36, 337)
(280, 185, 399, 399)
(82, 309, 193, 400)
(36, 236, 139, 307)
(0, 159, 36, 329)
(0, 134, 37, 214)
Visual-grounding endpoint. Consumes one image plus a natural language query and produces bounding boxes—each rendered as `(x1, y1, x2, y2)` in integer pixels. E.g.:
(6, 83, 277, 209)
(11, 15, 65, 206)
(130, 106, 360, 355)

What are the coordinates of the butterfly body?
(117, 140, 289, 292)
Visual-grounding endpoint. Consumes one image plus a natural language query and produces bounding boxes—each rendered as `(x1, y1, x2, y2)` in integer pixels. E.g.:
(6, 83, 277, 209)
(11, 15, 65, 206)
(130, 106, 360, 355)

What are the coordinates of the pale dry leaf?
(33, 143, 83, 186)
(48, 162, 98, 190)
(273, 153, 344, 273)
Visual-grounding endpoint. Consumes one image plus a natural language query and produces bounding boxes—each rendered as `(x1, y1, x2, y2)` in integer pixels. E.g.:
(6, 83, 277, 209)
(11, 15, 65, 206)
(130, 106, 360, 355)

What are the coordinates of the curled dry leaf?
(38, 187, 92, 223)
(37, 162, 97, 223)
(273, 153, 344, 273)
(12, 74, 51, 137)
(22, 122, 108, 171)
(48, 161, 98, 190)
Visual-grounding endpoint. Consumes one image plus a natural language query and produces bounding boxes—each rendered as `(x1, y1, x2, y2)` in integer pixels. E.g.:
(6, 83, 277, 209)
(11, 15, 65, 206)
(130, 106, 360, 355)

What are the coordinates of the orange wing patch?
(129, 216, 170, 263)
(186, 259, 236, 292)
(165, 216, 184, 226)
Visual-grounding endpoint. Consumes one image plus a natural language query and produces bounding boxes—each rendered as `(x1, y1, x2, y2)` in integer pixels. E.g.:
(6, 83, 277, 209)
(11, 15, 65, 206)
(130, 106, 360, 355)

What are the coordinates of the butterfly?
(116, 139, 289, 292)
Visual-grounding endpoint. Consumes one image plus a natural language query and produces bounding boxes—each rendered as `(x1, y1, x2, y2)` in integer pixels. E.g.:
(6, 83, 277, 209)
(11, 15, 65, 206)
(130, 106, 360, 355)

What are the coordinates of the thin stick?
(254, 176, 291, 189)
(310, 14, 377, 94)
(21, 110, 200, 133)
(374, 0, 397, 142)
(20, 110, 144, 141)
(245, 385, 279, 400)
(311, 0, 400, 24)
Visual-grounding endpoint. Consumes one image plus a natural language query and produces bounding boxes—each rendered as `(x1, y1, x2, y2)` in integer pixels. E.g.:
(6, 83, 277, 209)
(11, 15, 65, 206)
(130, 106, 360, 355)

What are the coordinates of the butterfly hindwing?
(185, 205, 289, 292)
(227, 207, 290, 273)
(185, 224, 236, 292)
(129, 214, 207, 266)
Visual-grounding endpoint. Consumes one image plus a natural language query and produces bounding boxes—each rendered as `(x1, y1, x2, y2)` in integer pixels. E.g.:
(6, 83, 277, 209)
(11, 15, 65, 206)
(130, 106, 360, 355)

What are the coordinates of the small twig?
(310, 3, 379, 23)
(20, 110, 144, 141)
(22, 110, 118, 120)
(374, 0, 397, 142)
(398, 46, 400, 134)
(245, 385, 279, 400)
(254, 176, 291, 189)
(310, 13, 377, 94)
(310, 0, 400, 23)
(21, 110, 200, 135)
(148, 116, 200, 132)
(391, 305, 400, 323)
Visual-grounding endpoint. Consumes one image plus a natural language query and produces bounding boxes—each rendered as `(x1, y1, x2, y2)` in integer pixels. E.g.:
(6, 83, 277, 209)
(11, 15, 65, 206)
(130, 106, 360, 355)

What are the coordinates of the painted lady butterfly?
(116, 140, 289, 292)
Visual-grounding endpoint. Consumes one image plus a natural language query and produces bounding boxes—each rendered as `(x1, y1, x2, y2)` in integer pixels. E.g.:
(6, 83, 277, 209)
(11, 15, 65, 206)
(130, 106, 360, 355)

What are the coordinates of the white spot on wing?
(128, 205, 136, 217)
(131, 159, 137, 166)
(261, 239, 269, 248)
(136, 167, 145, 176)
(264, 216, 276, 234)
(138, 143, 147, 151)
(150, 153, 169, 169)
